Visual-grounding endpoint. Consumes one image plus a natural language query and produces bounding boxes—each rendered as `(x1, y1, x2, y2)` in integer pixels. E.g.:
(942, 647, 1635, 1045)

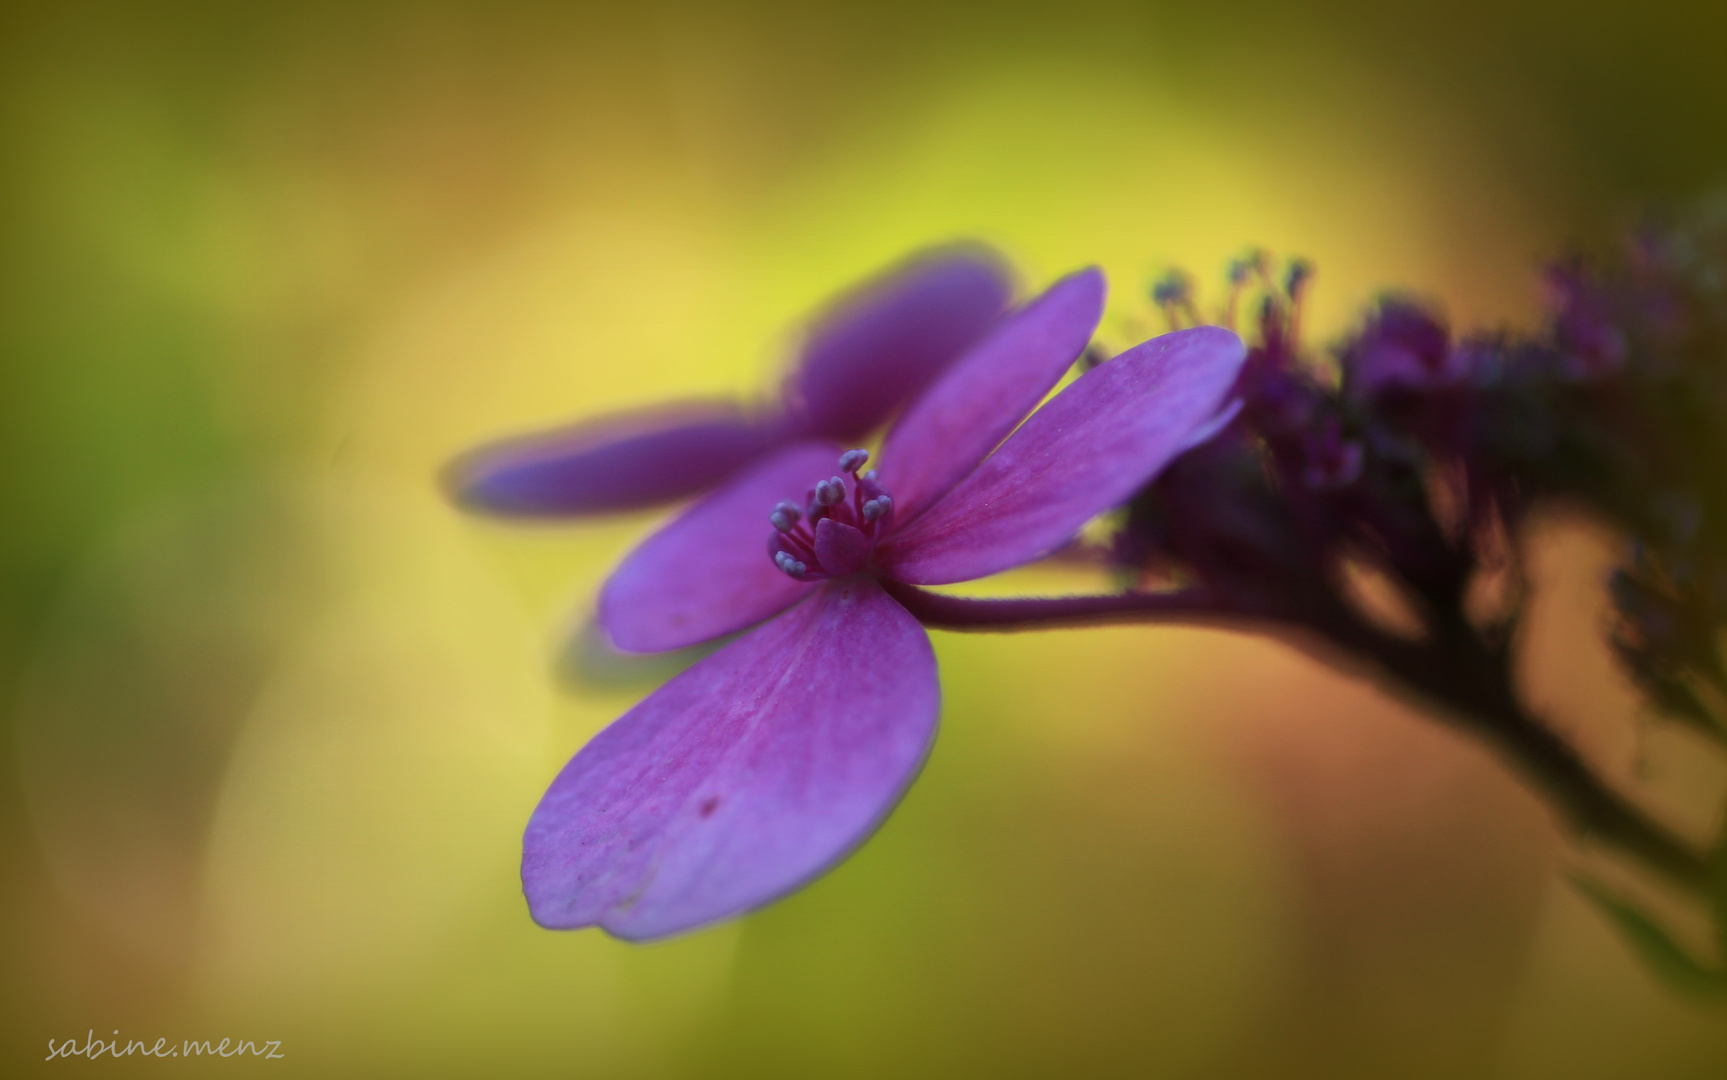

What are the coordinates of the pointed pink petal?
(599, 442, 840, 652)
(877, 268, 1105, 525)
(446, 401, 782, 516)
(784, 246, 1014, 441)
(879, 326, 1248, 585)
(524, 578, 938, 941)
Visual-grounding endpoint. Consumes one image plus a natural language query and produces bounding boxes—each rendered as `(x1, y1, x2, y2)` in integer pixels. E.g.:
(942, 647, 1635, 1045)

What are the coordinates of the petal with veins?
(878, 268, 1105, 525)
(599, 442, 840, 652)
(525, 577, 937, 941)
(880, 326, 1247, 585)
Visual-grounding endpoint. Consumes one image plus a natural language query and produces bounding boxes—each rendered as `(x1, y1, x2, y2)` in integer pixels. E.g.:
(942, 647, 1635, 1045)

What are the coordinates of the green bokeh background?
(3, 1, 1726, 1075)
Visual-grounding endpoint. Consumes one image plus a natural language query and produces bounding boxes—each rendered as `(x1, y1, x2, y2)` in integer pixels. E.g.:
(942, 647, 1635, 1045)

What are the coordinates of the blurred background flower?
(2, 0, 1724, 1076)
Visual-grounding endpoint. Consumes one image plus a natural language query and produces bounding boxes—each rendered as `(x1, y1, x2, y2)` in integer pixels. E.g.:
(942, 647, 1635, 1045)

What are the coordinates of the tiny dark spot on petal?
(699, 796, 720, 818)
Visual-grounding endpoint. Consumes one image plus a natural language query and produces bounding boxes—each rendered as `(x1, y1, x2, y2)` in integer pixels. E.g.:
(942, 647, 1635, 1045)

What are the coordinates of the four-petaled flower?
(446, 247, 1013, 516)
(521, 268, 1246, 939)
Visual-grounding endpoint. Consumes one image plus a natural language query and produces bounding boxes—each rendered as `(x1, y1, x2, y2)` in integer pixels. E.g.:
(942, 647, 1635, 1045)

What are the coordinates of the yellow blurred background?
(3, 1, 1725, 1075)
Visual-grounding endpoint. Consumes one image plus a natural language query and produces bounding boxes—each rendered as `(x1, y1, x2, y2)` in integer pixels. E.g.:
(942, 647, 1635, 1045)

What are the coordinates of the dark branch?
(884, 580, 1715, 898)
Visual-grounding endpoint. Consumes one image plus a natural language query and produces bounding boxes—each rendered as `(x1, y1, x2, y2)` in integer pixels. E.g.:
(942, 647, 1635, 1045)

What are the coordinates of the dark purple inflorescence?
(1113, 208, 1727, 994)
(1122, 211, 1727, 689)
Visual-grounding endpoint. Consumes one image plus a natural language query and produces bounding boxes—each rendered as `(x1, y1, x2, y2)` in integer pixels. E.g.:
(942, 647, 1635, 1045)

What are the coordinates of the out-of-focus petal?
(556, 617, 726, 692)
(879, 326, 1247, 585)
(524, 577, 938, 941)
(599, 441, 840, 652)
(877, 268, 1105, 526)
(447, 402, 783, 516)
(784, 246, 1014, 441)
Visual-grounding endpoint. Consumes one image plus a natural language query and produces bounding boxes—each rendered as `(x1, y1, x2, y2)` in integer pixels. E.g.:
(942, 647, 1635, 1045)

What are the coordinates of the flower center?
(767, 449, 895, 580)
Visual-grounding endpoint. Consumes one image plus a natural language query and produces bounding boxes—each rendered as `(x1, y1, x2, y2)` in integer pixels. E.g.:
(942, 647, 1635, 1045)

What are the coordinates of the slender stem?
(883, 580, 1715, 897)
(882, 581, 1235, 631)
(1335, 617, 1714, 896)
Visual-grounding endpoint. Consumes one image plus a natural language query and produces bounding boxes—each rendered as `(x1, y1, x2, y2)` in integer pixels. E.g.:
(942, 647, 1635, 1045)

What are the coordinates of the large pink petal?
(877, 268, 1105, 525)
(446, 401, 782, 516)
(524, 578, 938, 941)
(783, 246, 1013, 441)
(599, 442, 840, 652)
(879, 326, 1247, 585)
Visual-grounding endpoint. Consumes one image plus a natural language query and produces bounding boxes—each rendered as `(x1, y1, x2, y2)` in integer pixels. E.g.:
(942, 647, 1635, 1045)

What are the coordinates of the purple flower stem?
(883, 580, 1714, 897)
(880, 581, 1235, 630)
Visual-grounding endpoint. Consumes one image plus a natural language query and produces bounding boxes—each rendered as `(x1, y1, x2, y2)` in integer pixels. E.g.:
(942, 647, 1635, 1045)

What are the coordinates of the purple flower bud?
(1546, 263, 1629, 379)
(1344, 299, 1463, 396)
(1301, 420, 1365, 490)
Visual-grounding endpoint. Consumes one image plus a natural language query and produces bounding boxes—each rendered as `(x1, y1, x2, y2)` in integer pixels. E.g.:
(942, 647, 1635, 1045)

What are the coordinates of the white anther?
(769, 500, 802, 533)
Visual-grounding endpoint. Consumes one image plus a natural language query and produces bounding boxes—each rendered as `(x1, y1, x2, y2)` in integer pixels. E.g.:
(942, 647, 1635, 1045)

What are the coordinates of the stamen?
(1285, 257, 1313, 346)
(815, 478, 846, 507)
(767, 464, 897, 579)
(1152, 269, 1199, 330)
(769, 500, 802, 533)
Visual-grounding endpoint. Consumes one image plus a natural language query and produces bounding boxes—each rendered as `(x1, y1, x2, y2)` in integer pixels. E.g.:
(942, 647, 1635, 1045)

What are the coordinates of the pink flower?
(523, 269, 1246, 939)
(446, 247, 1013, 516)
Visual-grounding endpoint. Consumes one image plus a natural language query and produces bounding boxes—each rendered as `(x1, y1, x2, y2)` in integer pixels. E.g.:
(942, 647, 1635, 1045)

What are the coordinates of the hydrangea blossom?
(522, 268, 1247, 939)
(446, 247, 1012, 516)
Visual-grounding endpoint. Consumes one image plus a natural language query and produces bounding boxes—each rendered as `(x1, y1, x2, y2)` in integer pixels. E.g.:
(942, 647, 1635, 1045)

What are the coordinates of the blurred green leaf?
(1573, 875, 1727, 1000)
